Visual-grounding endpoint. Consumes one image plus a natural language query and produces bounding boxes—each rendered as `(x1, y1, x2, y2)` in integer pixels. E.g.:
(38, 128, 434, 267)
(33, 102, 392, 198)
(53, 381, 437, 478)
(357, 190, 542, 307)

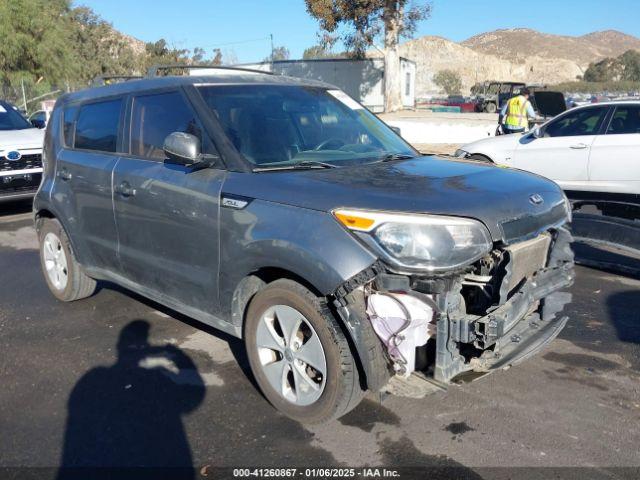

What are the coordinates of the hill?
(372, 28, 640, 97)
(462, 28, 640, 65)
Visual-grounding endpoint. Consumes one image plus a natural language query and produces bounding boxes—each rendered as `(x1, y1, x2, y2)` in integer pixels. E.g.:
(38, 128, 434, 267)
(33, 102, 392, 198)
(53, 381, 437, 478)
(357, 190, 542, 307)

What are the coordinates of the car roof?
(59, 73, 336, 105)
(572, 100, 640, 108)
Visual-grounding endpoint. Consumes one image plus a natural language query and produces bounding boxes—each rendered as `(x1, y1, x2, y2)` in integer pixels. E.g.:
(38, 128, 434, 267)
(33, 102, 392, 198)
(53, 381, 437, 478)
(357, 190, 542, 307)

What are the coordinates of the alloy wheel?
(255, 305, 327, 406)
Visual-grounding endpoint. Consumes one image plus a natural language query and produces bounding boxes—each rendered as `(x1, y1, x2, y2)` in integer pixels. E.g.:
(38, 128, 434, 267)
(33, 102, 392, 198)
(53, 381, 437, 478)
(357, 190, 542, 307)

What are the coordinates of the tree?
(305, 0, 432, 112)
(584, 50, 640, 83)
(264, 46, 290, 62)
(433, 69, 462, 95)
(302, 45, 334, 60)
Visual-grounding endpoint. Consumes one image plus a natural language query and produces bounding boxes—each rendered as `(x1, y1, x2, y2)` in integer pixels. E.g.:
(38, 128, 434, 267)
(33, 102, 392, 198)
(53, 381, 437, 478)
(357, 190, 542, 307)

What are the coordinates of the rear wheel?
(244, 279, 363, 423)
(38, 218, 96, 302)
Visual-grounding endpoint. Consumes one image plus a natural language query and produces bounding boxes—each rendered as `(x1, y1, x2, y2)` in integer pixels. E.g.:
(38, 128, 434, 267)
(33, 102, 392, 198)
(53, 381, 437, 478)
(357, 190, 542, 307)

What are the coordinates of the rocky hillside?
(463, 28, 640, 65)
(380, 29, 640, 97)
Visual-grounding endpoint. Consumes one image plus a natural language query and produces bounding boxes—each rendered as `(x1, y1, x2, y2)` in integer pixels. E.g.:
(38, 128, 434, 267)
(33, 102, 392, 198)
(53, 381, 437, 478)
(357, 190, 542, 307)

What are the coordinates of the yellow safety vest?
(504, 95, 530, 129)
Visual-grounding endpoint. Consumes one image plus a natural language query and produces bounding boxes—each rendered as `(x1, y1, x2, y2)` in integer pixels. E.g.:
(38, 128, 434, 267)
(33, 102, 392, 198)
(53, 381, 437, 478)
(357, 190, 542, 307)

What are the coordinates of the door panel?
(511, 106, 609, 187)
(113, 160, 225, 313)
(112, 88, 225, 314)
(52, 149, 120, 270)
(589, 105, 640, 194)
(512, 134, 594, 184)
(52, 98, 123, 270)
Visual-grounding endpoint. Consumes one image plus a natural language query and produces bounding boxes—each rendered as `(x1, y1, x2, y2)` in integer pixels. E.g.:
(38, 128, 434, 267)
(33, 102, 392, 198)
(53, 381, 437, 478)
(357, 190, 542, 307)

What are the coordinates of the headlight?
(454, 149, 469, 158)
(334, 209, 492, 271)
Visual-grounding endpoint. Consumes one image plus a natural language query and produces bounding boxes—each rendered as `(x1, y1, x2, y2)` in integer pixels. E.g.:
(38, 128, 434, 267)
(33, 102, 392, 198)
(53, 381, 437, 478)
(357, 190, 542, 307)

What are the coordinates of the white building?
(198, 58, 416, 113)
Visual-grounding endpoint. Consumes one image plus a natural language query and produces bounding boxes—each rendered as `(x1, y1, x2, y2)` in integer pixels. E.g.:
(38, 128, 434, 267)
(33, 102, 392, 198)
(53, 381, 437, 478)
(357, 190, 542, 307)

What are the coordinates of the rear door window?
(129, 90, 215, 160)
(607, 106, 640, 135)
(543, 107, 608, 138)
(75, 99, 123, 152)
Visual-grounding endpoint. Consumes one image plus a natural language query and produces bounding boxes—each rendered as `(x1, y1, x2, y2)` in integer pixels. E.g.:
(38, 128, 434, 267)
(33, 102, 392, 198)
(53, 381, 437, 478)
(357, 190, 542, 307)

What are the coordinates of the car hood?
(0, 128, 44, 151)
(223, 156, 568, 243)
(461, 132, 522, 155)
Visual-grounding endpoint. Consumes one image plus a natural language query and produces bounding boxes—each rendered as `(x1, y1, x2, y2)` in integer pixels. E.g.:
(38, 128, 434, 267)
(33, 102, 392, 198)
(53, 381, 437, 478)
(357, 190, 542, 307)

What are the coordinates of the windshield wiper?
(379, 153, 417, 162)
(254, 160, 338, 172)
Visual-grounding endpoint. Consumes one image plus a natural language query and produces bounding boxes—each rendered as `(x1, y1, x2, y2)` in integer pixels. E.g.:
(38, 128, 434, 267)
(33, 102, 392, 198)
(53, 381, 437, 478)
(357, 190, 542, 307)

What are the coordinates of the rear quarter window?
(74, 98, 123, 152)
(62, 105, 79, 147)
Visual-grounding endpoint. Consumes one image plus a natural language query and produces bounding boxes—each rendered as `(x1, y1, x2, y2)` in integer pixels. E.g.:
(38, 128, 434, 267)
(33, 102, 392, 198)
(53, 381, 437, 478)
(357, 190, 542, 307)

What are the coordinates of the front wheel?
(244, 279, 363, 423)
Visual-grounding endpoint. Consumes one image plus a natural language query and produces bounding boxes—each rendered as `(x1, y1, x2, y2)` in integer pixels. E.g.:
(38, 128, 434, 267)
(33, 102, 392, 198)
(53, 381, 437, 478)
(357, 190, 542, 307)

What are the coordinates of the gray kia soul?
(34, 71, 574, 423)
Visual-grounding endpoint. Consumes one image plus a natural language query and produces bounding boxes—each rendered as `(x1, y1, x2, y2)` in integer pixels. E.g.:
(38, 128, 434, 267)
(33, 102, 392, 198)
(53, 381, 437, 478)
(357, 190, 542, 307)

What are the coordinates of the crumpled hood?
(0, 128, 44, 151)
(223, 156, 568, 242)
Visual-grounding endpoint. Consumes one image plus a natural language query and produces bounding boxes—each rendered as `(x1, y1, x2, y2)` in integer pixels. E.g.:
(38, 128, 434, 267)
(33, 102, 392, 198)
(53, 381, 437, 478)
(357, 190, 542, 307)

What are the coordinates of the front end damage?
(332, 226, 575, 391)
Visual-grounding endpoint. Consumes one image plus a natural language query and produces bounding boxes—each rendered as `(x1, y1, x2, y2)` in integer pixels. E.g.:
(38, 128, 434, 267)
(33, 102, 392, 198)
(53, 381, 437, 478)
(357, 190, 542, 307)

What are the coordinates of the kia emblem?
(529, 194, 544, 205)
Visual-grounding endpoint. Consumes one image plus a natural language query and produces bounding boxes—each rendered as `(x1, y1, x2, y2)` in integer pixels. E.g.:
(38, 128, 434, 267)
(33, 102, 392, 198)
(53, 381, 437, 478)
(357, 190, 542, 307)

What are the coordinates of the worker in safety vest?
(500, 88, 536, 134)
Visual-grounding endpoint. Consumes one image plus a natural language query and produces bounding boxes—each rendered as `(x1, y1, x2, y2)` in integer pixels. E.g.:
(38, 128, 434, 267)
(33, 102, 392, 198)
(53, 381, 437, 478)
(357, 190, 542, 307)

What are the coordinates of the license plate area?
(2, 173, 33, 183)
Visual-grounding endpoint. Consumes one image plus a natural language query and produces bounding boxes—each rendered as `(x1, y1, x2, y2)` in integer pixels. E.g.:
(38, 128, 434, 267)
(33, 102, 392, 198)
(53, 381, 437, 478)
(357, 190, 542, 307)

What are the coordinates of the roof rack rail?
(146, 64, 274, 77)
(92, 75, 143, 87)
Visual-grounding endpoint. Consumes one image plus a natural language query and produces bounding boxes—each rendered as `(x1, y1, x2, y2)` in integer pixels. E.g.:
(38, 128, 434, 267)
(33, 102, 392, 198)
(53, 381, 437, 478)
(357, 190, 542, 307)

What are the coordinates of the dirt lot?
(1, 201, 639, 479)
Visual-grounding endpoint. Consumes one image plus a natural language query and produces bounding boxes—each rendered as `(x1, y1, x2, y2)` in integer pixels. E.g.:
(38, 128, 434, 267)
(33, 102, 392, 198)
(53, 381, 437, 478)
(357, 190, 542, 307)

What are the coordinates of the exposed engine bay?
(332, 226, 575, 390)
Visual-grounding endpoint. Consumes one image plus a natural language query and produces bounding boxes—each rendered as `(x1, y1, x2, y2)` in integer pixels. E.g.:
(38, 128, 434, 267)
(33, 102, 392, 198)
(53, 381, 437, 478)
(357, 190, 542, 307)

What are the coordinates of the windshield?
(0, 103, 33, 131)
(197, 85, 416, 168)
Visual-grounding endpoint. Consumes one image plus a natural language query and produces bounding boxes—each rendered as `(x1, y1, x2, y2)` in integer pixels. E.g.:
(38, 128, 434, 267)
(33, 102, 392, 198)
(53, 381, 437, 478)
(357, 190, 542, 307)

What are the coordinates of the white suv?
(456, 101, 640, 199)
(0, 101, 45, 203)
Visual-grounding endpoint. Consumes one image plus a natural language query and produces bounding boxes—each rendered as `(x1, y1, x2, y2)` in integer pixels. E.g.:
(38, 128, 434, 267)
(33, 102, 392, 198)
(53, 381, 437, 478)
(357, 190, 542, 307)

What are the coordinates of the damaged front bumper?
(332, 226, 575, 391)
(437, 263, 574, 383)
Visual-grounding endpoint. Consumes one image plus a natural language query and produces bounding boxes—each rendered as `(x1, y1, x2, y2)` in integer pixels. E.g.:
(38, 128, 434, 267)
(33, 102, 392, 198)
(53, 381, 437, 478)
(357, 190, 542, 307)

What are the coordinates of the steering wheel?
(314, 138, 346, 151)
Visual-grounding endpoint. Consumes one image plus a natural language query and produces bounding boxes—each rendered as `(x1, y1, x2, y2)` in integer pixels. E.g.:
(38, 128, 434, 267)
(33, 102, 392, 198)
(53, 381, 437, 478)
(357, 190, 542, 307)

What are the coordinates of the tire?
(244, 279, 363, 423)
(37, 218, 96, 302)
(484, 102, 497, 113)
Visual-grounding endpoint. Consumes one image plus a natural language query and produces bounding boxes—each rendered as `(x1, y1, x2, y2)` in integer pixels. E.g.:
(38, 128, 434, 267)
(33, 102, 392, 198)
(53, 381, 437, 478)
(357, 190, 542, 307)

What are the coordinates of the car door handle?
(115, 181, 136, 197)
(569, 143, 588, 149)
(57, 168, 72, 181)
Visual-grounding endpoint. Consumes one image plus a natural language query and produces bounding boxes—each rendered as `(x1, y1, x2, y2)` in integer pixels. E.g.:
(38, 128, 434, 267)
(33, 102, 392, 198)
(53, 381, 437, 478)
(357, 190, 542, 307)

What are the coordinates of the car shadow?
(607, 290, 640, 345)
(98, 281, 261, 391)
(56, 320, 205, 480)
(0, 199, 32, 217)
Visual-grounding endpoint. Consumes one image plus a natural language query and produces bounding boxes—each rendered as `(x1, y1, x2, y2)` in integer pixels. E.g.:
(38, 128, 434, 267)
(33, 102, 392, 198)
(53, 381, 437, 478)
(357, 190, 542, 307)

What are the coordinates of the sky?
(76, 0, 640, 64)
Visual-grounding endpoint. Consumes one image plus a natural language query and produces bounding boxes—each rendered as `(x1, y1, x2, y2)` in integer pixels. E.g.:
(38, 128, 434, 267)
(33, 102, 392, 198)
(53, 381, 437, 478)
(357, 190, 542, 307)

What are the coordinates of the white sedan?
(456, 101, 640, 198)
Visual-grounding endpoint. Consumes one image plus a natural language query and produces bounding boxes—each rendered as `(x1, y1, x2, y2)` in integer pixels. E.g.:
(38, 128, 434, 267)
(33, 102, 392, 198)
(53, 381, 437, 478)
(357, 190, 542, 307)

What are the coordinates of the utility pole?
(21, 79, 28, 112)
(270, 33, 274, 64)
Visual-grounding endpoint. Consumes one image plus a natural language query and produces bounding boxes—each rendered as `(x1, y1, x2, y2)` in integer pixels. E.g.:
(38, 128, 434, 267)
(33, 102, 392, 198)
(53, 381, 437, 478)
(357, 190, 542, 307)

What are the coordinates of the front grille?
(500, 202, 567, 244)
(0, 153, 43, 172)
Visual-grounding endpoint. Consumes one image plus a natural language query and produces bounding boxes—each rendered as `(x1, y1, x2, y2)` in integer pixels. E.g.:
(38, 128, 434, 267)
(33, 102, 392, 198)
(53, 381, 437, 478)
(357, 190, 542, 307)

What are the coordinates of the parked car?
(0, 100, 45, 203)
(456, 101, 640, 200)
(473, 81, 526, 113)
(28, 110, 48, 129)
(34, 71, 574, 423)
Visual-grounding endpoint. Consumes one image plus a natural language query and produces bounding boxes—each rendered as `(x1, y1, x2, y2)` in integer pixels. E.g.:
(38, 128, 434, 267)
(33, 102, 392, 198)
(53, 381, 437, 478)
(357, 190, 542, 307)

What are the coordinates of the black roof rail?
(92, 75, 143, 87)
(146, 64, 274, 77)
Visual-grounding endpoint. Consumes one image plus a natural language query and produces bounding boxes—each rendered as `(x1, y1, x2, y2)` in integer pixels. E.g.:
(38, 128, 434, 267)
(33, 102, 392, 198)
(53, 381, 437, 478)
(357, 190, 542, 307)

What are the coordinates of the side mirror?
(31, 119, 45, 129)
(531, 125, 542, 138)
(389, 125, 402, 136)
(163, 132, 201, 165)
